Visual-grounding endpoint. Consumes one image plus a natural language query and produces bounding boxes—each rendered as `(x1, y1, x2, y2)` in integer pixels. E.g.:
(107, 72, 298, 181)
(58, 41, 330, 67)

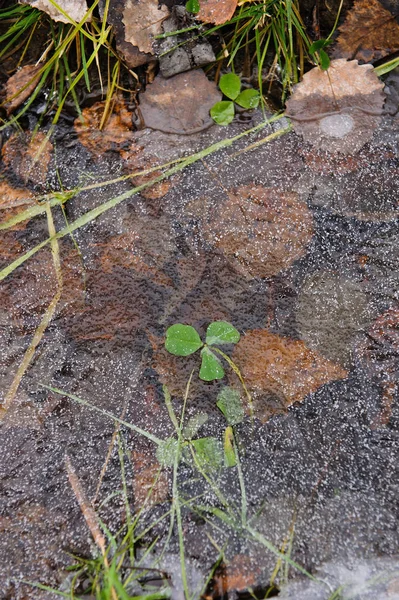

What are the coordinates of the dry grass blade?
(0, 204, 62, 420)
(65, 455, 107, 556)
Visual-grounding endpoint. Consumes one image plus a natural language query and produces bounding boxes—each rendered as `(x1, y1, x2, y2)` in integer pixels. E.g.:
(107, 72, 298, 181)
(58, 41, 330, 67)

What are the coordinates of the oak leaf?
(286, 59, 385, 154)
(197, 0, 238, 25)
(334, 0, 399, 63)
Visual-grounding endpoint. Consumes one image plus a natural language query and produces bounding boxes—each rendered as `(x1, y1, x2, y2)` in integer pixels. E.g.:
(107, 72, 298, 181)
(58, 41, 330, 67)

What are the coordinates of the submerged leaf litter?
(1, 80, 399, 599)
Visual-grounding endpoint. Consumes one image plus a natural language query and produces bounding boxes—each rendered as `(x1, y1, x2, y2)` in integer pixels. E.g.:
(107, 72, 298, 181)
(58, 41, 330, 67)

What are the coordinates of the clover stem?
(211, 347, 254, 421)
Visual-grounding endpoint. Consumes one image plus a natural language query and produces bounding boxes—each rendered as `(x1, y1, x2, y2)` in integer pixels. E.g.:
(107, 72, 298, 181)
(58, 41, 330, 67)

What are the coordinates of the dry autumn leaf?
(21, 0, 90, 23)
(2, 131, 53, 188)
(4, 65, 42, 115)
(197, 0, 238, 25)
(139, 70, 221, 134)
(232, 329, 348, 423)
(285, 59, 385, 154)
(123, 0, 169, 55)
(202, 186, 313, 279)
(334, 0, 399, 63)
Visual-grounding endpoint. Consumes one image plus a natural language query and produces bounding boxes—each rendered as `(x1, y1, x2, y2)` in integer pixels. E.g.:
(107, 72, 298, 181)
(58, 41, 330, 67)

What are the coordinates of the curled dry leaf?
(21, 0, 90, 23)
(2, 131, 53, 188)
(123, 0, 169, 55)
(197, 0, 238, 25)
(74, 98, 134, 155)
(139, 70, 221, 134)
(4, 65, 42, 115)
(202, 185, 313, 279)
(231, 329, 348, 423)
(334, 0, 399, 63)
(285, 59, 385, 154)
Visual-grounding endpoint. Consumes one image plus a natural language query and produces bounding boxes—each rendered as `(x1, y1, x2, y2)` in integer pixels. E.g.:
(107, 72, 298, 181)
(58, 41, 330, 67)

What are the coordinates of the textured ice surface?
(320, 113, 355, 138)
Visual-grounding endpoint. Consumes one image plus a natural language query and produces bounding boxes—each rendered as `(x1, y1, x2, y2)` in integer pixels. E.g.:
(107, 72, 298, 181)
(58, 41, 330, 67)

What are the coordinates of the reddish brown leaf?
(197, 0, 238, 25)
(4, 65, 42, 115)
(2, 132, 53, 188)
(232, 330, 348, 422)
(0, 243, 85, 322)
(202, 186, 313, 279)
(286, 59, 385, 154)
(334, 0, 399, 63)
(212, 555, 261, 596)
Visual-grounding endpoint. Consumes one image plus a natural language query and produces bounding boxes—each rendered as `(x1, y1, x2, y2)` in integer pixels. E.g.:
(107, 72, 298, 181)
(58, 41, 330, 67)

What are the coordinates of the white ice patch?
(319, 113, 355, 138)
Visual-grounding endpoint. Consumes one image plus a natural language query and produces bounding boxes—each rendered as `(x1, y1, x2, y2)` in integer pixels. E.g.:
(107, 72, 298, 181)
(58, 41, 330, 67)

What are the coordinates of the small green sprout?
(309, 39, 332, 71)
(165, 321, 240, 381)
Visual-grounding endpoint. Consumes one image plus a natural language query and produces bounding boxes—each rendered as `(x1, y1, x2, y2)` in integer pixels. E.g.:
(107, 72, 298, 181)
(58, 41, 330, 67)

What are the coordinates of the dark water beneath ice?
(1, 103, 399, 599)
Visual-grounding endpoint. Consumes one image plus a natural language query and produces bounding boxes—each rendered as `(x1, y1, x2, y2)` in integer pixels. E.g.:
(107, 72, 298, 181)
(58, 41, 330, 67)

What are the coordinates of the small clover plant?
(210, 73, 260, 126)
(165, 321, 240, 381)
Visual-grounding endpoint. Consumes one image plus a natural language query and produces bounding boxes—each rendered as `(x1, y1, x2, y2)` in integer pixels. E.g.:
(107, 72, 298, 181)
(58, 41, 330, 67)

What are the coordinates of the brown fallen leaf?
(2, 131, 53, 188)
(0, 243, 85, 322)
(139, 70, 221, 134)
(232, 329, 348, 423)
(334, 0, 399, 63)
(202, 185, 314, 279)
(0, 180, 36, 230)
(74, 98, 135, 155)
(197, 0, 238, 25)
(21, 0, 90, 23)
(4, 65, 42, 115)
(285, 59, 385, 154)
(97, 227, 174, 288)
(120, 147, 172, 200)
(123, 0, 169, 55)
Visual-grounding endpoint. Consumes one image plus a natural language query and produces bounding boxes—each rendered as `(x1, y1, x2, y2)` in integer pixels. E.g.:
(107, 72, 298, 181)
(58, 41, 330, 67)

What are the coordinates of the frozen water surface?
(1, 92, 399, 598)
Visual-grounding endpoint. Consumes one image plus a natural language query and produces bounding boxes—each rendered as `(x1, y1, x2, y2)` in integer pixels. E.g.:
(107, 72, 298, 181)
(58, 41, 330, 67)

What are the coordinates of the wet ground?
(1, 77, 399, 598)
